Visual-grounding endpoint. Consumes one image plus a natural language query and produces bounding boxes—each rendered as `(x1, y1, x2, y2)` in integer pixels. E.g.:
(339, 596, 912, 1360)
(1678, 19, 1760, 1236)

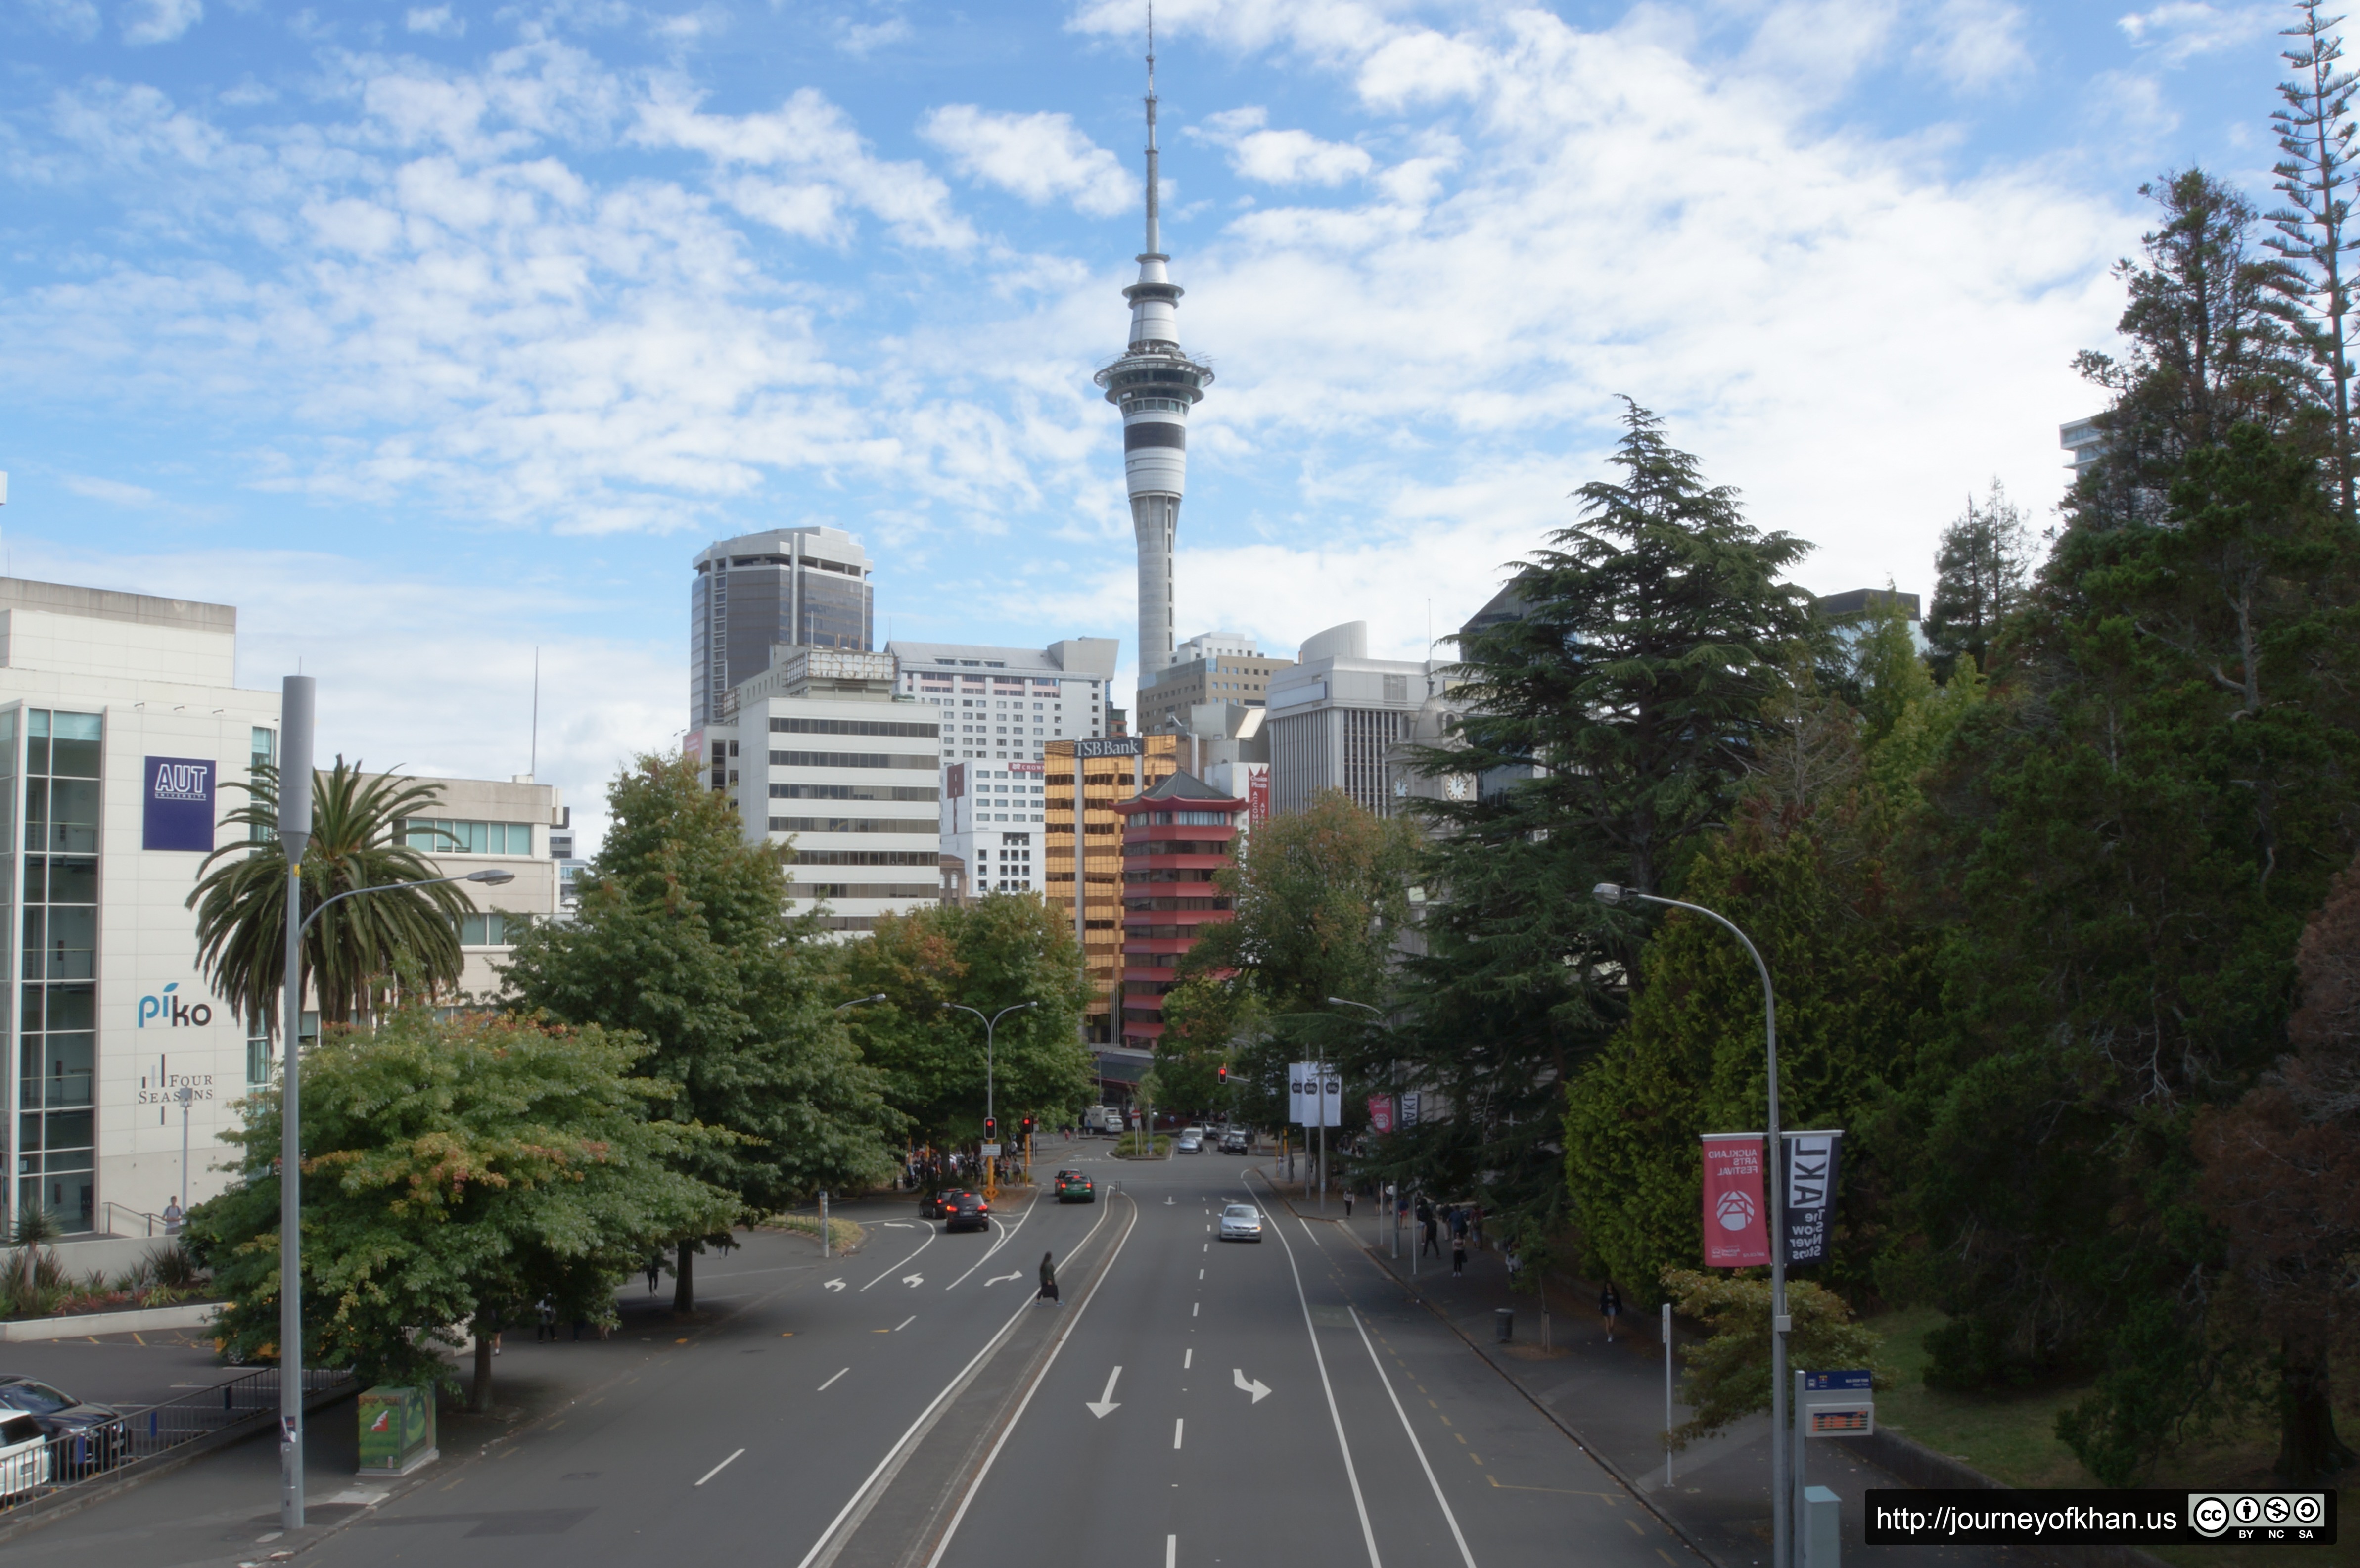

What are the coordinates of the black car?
(944, 1193, 992, 1233)
(0, 1377, 126, 1476)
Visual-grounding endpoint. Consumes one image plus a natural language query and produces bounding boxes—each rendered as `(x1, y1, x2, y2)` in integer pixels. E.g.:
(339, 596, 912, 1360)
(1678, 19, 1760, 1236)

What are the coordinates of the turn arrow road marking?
(984, 1271, 1023, 1287)
(902, 1273, 925, 1288)
(1087, 1366, 1123, 1418)
(1233, 1368, 1271, 1404)
(823, 1278, 846, 1292)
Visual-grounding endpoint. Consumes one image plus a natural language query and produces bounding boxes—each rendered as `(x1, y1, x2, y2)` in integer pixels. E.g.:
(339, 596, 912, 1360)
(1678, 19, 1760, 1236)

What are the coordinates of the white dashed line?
(818, 1368, 848, 1391)
(1173, 1418, 1184, 1450)
(695, 1448, 745, 1486)
(894, 1315, 915, 1331)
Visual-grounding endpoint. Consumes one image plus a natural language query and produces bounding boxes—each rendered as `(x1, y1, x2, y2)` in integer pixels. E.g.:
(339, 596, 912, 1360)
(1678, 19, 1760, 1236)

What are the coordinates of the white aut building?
(694, 647, 944, 933)
(1265, 622, 1436, 818)
(0, 578, 568, 1235)
(885, 637, 1119, 905)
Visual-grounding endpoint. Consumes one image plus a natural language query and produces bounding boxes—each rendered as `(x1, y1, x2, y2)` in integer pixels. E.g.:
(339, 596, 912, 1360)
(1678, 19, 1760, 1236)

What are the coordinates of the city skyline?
(0, 0, 2282, 849)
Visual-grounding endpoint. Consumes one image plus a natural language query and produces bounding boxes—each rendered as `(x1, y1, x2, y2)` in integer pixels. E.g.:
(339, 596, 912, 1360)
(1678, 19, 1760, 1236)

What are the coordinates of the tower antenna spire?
(1144, 0, 1160, 256)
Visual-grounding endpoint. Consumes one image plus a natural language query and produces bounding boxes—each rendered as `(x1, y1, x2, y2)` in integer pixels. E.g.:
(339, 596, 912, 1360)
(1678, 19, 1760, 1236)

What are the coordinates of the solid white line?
(861, 1231, 937, 1291)
(1173, 1417, 1184, 1450)
(945, 1190, 1042, 1290)
(1167, 1534, 1177, 1568)
(1251, 1171, 1382, 1568)
(920, 1197, 1142, 1568)
(694, 1448, 745, 1487)
(818, 1368, 849, 1391)
(1348, 1305, 1480, 1568)
(1300, 1217, 1323, 1246)
(894, 1315, 916, 1332)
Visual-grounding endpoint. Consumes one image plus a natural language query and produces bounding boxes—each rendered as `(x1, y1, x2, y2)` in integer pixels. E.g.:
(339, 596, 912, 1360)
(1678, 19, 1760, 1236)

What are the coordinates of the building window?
(398, 818, 536, 855)
(21, 709, 101, 1235)
(458, 911, 532, 947)
(248, 1025, 274, 1087)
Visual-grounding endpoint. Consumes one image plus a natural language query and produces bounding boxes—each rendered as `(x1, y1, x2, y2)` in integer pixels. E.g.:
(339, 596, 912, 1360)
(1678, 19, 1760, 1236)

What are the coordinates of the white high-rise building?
(885, 638, 1120, 902)
(1093, 39, 1212, 681)
(1265, 622, 1435, 818)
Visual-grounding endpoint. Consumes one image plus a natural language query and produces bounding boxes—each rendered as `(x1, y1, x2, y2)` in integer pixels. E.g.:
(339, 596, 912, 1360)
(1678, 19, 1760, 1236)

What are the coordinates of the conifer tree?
(2267, 0, 2360, 520)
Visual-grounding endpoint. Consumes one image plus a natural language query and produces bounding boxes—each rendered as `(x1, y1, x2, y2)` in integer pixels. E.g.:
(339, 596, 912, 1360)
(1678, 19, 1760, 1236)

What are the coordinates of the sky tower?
(1094, 19, 1211, 681)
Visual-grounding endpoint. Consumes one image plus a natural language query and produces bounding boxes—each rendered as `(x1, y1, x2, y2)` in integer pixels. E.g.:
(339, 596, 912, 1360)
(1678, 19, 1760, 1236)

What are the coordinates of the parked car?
(0, 1414, 49, 1502)
(1053, 1169, 1097, 1203)
(944, 1192, 992, 1233)
(0, 1378, 125, 1477)
(1217, 1204, 1264, 1242)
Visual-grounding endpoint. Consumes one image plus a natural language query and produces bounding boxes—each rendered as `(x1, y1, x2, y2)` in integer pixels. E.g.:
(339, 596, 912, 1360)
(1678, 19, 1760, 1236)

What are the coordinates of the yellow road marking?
(1659, 1551, 1680, 1566)
(1625, 1518, 1646, 1535)
(1486, 1476, 1620, 1498)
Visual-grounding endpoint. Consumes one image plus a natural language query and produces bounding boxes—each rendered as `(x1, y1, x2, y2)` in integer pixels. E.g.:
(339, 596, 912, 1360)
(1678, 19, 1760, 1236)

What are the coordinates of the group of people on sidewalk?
(1392, 1191, 1484, 1277)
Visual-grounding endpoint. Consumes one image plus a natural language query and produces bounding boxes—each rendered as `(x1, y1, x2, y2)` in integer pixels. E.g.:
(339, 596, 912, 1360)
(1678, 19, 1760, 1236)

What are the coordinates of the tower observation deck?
(1093, 26, 1212, 681)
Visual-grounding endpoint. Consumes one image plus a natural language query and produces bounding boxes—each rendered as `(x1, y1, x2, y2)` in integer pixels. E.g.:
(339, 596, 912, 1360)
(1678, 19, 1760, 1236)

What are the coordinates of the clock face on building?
(1444, 774, 1475, 801)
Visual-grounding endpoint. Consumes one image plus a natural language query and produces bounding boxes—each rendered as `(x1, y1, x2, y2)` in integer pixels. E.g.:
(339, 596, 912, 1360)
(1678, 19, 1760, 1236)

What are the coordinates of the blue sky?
(0, 0, 2301, 843)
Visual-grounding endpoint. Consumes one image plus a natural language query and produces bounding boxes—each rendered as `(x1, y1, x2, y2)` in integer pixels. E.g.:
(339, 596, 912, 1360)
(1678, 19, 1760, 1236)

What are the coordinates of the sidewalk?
(1273, 1186, 2037, 1568)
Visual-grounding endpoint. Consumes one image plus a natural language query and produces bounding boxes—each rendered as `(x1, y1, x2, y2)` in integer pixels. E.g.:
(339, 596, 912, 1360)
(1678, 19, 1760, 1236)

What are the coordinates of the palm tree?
(189, 759, 475, 1036)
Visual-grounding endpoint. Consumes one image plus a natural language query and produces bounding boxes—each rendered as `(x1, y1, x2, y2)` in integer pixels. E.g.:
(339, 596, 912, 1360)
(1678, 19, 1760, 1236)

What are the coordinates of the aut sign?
(143, 755, 216, 852)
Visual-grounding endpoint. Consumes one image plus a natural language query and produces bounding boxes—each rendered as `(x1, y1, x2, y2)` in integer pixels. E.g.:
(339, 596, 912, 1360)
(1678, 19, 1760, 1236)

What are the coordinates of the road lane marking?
(1199, 1269, 1204, 1280)
(861, 1232, 936, 1291)
(1233, 1368, 1271, 1403)
(1173, 1418, 1184, 1449)
(1249, 1172, 1384, 1568)
(984, 1271, 1022, 1287)
(1486, 1476, 1620, 1497)
(694, 1449, 745, 1486)
(894, 1316, 915, 1331)
(1192, 1303, 1199, 1317)
(1184, 1349, 1192, 1370)
(795, 1196, 1124, 1568)
(819, 1369, 849, 1391)
(1087, 1367, 1124, 1418)
(825, 1279, 846, 1291)
(945, 1192, 1043, 1290)
(922, 1196, 1143, 1568)
(1626, 1518, 1646, 1534)
(1345, 1304, 1479, 1568)
(1167, 1535, 1176, 1568)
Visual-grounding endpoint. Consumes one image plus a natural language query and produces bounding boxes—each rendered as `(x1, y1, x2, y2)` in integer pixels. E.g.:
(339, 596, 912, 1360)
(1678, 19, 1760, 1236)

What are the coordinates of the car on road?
(943, 1192, 992, 1233)
(921, 1189, 972, 1219)
(1219, 1130, 1249, 1154)
(1053, 1169, 1096, 1203)
(1217, 1203, 1263, 1242)
(1175, 1131, 1203, 1154)
(0, 1414, 49, 1501)
(0, 1377, 126, 1476)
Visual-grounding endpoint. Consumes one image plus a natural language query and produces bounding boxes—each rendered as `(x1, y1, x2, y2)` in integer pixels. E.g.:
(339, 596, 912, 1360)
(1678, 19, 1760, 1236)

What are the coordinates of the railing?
(0, 1365, 351, 1511)
(99, 1201, 173, 1239)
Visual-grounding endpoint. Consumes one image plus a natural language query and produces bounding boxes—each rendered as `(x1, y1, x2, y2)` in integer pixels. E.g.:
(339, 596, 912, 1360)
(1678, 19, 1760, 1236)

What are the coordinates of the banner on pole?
(1700, 1133, 1770, 1267)
(1366, 1095, 1394, 1133)
(1289, 1062, 1341, 1127)
(1782, 1129, 1844, 1266)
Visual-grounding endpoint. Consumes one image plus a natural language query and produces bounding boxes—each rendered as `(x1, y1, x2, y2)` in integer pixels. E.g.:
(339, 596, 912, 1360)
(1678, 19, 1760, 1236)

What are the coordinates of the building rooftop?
(0, 577, 235, 634)
(886, 638, 1119, 678)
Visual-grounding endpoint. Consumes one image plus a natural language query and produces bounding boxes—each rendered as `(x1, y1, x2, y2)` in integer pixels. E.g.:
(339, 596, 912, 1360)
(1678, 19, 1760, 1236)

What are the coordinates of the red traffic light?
(1218, 1064, 1229, 1084)
(983, 1117, 997, 1138)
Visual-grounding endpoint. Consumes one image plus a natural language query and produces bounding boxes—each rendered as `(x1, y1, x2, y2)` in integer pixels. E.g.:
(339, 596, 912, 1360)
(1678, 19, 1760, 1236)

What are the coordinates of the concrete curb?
(0, 1301, 221, 1341)
(0, 1378, 357, 1546)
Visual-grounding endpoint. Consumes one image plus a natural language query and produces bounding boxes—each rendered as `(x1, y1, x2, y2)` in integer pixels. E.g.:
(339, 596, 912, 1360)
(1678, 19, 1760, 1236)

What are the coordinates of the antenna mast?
(1144, 0, 1160, 256)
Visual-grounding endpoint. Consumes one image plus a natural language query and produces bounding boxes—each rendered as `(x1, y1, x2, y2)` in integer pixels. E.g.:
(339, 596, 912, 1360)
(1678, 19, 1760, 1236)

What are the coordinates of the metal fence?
(0, 1364, 351, 1510)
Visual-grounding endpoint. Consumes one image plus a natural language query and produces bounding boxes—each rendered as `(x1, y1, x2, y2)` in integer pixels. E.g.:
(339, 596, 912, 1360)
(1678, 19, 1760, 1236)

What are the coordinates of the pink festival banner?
(1366, 1095, 1394, 1134)
(1700, 1133, 1770, 1268)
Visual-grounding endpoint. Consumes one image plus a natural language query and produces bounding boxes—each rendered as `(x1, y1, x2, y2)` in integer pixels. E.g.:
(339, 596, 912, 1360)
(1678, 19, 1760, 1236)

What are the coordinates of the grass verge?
(761, 1215, 865, 1253)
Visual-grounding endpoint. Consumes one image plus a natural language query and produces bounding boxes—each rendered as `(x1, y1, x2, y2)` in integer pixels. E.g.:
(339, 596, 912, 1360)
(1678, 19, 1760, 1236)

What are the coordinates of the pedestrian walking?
(535, 1297, 556, 1343)
(162, 1196, 184, 1235)
(1451, 1234, 1467, 1278)
(645, 1256, 662, 1295)
(1599, 1281, 1622, 1343)
(1418, 1198, 1439, 1257)
(1036, 1251, 1060, 1306)
(1450, 1205, 1470, 1243)
(1471, 1203, 1484, 1251)
(1343, 1188, 1354, 1218)
(1504, 1245, 1521, 1283)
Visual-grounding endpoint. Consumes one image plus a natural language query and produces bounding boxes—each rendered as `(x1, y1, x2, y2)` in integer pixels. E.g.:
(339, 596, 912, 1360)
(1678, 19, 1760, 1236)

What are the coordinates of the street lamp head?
(465, 869, 517, 885)
(835, 993, 887, 1012)
(1592, 882, 1626, 905)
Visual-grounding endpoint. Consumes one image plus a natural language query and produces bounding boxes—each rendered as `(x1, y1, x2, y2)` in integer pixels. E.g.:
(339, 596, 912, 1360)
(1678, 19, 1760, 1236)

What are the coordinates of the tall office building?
(1265, 622, 1434, 818)
(1093, 40, 1212, 681)
(1136, 631, 1291, 733)
(690, 527, 875, 728)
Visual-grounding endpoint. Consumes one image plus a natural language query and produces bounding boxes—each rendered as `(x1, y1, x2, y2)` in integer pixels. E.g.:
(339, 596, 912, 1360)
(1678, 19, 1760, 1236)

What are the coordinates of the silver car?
(1175, 1131, 1203, 1153)
(1217, 1203, 1263, 1242)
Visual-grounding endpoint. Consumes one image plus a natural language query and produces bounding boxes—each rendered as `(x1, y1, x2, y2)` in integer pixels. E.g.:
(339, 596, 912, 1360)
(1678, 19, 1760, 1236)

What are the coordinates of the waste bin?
(1495, 1308, 1514, 1342)
(357, 1385, 438, 1477)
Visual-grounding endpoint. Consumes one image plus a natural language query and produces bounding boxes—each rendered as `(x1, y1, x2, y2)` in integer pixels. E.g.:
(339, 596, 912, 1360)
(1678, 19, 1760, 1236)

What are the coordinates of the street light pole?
(1330, 998, 1388, 1248)
(940, 1002, 1037, 1203)
(1596, 883, 1785, 1568)
(276, 675, 313, 1533)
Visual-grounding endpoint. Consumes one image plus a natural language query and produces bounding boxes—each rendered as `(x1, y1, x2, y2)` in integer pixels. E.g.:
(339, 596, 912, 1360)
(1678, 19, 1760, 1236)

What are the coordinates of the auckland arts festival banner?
(1700, 1133, 1771, 1267)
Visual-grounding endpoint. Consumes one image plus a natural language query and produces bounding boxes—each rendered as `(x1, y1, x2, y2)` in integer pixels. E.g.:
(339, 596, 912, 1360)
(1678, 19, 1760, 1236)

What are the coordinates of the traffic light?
(983, 1116, 996, 1140)
(1218, 1064, 1229, 1085)
(1020, 1116, 1035, 1137)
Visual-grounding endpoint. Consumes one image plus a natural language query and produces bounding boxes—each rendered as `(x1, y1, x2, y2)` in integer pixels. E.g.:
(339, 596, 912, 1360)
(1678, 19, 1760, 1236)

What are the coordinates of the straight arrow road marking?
(1233, 1368, 1271, 1404)
(824, 1279, 846, 1292)
(984, 1271, 1022, 1286)
(1086, 1366, 1123, 1418)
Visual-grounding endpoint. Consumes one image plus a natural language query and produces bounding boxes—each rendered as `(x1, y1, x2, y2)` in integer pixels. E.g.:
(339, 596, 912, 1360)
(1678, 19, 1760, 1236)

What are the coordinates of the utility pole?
(277, 674, 315, 1532)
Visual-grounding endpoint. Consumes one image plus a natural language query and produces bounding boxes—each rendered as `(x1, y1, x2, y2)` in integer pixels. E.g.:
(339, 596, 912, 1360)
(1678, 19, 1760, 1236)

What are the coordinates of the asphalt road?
(9, 1142, 1703, 1568)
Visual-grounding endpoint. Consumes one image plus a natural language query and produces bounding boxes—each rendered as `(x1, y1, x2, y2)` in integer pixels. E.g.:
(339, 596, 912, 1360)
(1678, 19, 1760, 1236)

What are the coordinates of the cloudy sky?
(0, 0, 2296, 843)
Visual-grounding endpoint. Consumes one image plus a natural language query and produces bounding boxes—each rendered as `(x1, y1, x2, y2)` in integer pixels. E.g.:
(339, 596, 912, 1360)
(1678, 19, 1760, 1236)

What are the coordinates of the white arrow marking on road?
(1233, 1368, 1271, 1404)
(1086, 1366, 1123, 1418)
(903, 1273, 925, 1288)
(984, 1271, 1022, 1287)
(884, 1222, 915, 1229)
(1164, 1196, 1174, 1205)
(824, 1279, 846, 1292)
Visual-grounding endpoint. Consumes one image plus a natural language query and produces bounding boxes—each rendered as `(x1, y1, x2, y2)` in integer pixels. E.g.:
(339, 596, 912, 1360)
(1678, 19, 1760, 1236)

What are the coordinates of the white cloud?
(120, 0, 200, 46)
(404, 5, 464, 38)
(60, 473, 160, 506)
(2117, 1, 2275, 64)
(1917, 0, 2032, 91)
(920, 105, 1134, 215)
(1194, 108, 1373, 186)
(27, 0, 100, 42)
(839, 16, 910, 55)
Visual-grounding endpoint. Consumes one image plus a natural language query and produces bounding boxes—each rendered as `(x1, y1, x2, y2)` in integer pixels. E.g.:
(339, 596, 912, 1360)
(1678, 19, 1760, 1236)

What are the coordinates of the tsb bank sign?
(138, 981, 215, 1030)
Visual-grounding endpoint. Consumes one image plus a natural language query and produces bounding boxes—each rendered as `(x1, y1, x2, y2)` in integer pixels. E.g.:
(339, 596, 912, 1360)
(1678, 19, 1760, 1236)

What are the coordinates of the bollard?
(1804, 1485, 1841, 1568)
(1494, 1308, 1514, 1342)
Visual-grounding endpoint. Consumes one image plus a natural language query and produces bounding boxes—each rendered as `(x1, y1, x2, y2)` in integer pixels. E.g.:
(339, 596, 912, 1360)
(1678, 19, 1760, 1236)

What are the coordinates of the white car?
(0, 1414, 50, 1501)
(1217, 1203, 1263, 1242)
(1176, 1132, 1203, 1153)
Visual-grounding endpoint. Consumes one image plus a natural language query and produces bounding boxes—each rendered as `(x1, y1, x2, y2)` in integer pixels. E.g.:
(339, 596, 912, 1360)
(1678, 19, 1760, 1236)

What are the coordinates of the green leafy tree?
(2267, 0, 2360, 521)
(833, 894, 1094, 1147)
(501, 755, 901, 1311)
(1388, 400, 1817, 1237)
(1660, 1268, 1890, 1449)
(189, 761, 473, 1032)
(1924, 483, 2032, 682)
(182, 1009, 735, 1411)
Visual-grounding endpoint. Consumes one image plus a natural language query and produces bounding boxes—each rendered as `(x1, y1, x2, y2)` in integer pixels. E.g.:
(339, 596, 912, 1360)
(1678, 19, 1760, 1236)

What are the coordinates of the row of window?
(791, 849, 940, 866)
(771, 784, 939, 803)
(769, 717, 940, 738)
(769, 751, 938, 772)
(459, 911, 533, 947)
(768, 816, 937, 834)
(398, 818, 537, 856)
(787, 882, 942, 900)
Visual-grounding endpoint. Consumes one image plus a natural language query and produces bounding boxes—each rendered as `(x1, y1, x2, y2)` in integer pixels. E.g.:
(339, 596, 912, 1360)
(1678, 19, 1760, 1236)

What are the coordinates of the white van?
(0, 1413, 50, 1501)
(1084, 1106, 1124, 1135)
